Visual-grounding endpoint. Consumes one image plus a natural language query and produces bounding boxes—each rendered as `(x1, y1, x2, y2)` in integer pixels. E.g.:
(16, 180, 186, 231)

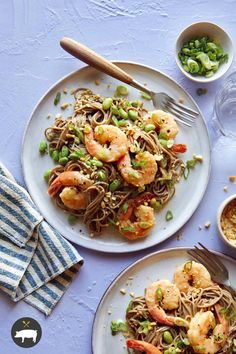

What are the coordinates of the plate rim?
(21, 60, 211, 252)
(91, 246, 235, 353)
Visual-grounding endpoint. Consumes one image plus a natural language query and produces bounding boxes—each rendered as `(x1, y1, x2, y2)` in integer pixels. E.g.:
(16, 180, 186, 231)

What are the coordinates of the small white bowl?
(175, 22, 234, 83)
(217, 194, 236, 249)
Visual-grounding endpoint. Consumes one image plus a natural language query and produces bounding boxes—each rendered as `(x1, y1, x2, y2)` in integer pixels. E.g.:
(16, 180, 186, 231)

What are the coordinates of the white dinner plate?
(92, 247, 236, 353)
(22, 62, 211, 253)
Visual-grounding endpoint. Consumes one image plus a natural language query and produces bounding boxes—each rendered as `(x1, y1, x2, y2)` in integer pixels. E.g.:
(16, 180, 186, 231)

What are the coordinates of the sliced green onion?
(155, 287, 163, 302)
(111, 105, 119, 115)
(184, 261, 192, 273)
(68, 214, 78, 225)
(166, 210, 173, 221)
(183, 167, 190, 180)
(126, 301, 133, 314)
(108, 218, 117, 226)
(110, 320, 128, 336)
(54, 92, 61, 105)
(121, 202, 129, 214)
(187, 58, 200, 73)
(121, 226, 136, 232)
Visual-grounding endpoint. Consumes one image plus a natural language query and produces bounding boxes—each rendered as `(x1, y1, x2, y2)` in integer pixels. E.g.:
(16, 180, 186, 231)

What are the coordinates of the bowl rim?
(175, 21, 234, 83)
(217, 194, 236, 248)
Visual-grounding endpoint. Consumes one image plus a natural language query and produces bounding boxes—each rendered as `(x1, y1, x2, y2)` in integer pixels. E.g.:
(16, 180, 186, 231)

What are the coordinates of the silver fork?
(60, 37, 199, 127)
(188, 243, 236, 297)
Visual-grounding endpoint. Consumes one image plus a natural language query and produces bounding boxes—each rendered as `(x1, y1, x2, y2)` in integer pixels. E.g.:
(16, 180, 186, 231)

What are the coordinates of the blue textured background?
(0, 1, 236, 353)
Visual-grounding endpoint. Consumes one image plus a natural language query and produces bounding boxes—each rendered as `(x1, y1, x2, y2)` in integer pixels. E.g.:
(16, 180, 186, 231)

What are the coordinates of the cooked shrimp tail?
(48, 171, 92, 197)
(126, 339, 163, 354)
(145, 280, 187, 327)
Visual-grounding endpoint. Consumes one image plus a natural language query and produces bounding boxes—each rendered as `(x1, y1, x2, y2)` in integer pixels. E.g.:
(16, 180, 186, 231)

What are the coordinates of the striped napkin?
(0, 163, 83, 315)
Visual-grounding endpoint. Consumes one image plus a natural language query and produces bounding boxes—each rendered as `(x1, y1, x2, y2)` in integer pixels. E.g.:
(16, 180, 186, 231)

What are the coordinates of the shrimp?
(48, 171, 93, 210)
(145, 280, 188, 327)
(174, 261, 213, 293)
(117, 151, 157, 187)
(149, 110, 179, 139)
(59, 187, 87, 210)
(84, 124, 128, 162)
(126, 339, 162, 354)
(117, 193, 155, 240)
(187, 306, 228, 354)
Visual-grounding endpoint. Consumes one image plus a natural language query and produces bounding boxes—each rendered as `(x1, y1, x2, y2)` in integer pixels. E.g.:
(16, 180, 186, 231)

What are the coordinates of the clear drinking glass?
(214, 71, 236, 139)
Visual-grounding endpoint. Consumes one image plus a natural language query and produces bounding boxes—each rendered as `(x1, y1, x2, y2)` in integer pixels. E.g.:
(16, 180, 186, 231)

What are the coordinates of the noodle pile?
(44, 89, 185, 237)
(124, 285, 236, 353)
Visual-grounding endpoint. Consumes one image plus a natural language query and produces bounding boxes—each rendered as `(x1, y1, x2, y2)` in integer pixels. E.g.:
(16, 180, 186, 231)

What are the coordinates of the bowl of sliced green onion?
(175, 22, 233, 82)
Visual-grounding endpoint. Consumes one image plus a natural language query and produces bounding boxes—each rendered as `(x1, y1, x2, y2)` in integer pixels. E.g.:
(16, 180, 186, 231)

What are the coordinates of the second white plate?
(92, 248, 236, 353)
(22, 61, 211, 253)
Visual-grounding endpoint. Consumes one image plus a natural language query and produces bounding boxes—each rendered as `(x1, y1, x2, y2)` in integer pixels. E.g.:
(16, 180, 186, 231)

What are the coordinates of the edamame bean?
(118, 108, 128, 119)
(144, 124, 155, 132)
(131, 100, 142, 107)
(43, 169, 52, 182)
(59, 157, 68, 165)
(69, 152, 79, 160)
(61, 145, 69, 157)
(102, 97, 113, 110)
(111, 105, 119, 115)
(109, 179, 121, 192)
(52, 149, 59, 162)
(141, 92, 152, 100)
(90, 159, 103, 167)
(163, 331, 173, 344)
(128, 110, 138, 121)
(116, 85, 129, 96)
(39, 141, 47, 154)
(96, 171, 107, 181)
(75, 129, 84, 143)
(118, 119, 128, 127)
(159, 139, 168, 148)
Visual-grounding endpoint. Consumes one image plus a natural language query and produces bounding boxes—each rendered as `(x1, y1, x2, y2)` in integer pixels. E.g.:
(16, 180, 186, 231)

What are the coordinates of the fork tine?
(192, 247, 218, 275)
(198, 243, 228, 274)
(187, 250, 212, 271)
(166, 101, 196, 121)
(168, 96, 199, 116)
(162, 104, 192, 127)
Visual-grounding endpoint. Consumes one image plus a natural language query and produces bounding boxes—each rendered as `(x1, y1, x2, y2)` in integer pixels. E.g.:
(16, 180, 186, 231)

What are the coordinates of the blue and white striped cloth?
(0, 163, 83, 315)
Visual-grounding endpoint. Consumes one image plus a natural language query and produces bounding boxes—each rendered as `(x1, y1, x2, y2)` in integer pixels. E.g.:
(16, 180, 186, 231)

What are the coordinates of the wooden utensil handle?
(60, 37, 133, 85)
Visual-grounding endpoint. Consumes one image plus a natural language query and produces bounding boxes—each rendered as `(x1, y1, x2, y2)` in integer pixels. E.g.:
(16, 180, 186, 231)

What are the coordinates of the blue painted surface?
(0, 1, 236, 353)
